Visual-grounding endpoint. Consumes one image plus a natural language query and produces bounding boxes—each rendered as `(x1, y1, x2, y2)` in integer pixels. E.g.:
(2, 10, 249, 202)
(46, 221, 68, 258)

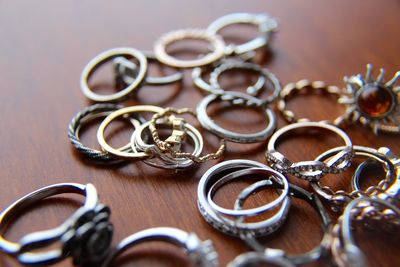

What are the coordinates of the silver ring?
(197, 159, 290, 237)
(234, 182, 332, 266)
(154, 28, 226, 68)
(0, 183, 113, 266)
(113, 51, 183, 86)
(192, 62, 267, 97)
(197, 91, 277, 143)
(266, 121, 353, 181)
(311, 146, 400, 208)
(206, 168, 289, 217)
(102, 227, 218, 267)
(228, 251, 295, 267)
(81, 47, 147, 102)
(209, 62, 281, 104)
(332, 197, 400, 267)
(130, 120, 204, 169)
(207, 13, 278, 55)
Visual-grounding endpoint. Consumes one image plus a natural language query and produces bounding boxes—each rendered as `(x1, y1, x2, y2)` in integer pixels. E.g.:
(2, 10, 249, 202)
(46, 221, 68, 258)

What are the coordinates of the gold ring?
(97, 105, 164, 159)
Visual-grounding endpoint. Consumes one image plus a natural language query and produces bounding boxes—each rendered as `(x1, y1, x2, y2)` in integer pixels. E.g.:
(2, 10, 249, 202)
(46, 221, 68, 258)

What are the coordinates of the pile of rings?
(1, 12, 399, 266)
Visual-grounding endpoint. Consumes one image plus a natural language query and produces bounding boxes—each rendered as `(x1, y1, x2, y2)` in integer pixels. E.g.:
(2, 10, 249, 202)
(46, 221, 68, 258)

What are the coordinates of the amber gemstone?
(357, 85, 394, 117)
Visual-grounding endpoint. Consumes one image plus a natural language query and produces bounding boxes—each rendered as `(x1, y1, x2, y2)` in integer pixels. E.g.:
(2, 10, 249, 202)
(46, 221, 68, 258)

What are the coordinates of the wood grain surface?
(0, 0, 399, 266)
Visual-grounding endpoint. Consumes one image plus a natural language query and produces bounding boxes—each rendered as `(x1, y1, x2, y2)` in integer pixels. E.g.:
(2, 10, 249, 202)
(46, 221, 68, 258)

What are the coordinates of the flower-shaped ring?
(0, 183, 113, 266)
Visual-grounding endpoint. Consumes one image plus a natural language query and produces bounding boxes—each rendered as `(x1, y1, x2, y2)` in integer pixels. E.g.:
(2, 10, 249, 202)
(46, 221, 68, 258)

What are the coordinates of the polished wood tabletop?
(0, 0, 399, 266)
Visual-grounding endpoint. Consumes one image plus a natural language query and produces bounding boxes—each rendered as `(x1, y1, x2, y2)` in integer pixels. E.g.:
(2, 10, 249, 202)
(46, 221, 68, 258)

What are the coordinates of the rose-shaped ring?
(102, 227, 218, 267)
(0, 183, 113, 266)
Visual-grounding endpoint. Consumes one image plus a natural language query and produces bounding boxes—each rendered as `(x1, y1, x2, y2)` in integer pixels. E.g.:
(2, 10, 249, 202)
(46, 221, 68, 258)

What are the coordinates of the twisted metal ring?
(277, 79, 346, 124)
(81, 47, 147, 102)
(192, 62, 267, 96)
(131, 120, 204, 170)
(197, 159, 291, 237)
(154, 28, 226, 68)
(97, 105, 165, 159)
(208, 61, 281, 105)
(113, 51, 183, 86)
(102, 227, 218, 267)
(68, 103, 144, 163)
(0, 183, 113, 266)
(266, 121, 353, 181)
(197, 91, 277, 143)
(331, 197, 400, 267)
(231, 182, 332, 267)
(207, 13, 278, 56)
(311, 146, 400, 210)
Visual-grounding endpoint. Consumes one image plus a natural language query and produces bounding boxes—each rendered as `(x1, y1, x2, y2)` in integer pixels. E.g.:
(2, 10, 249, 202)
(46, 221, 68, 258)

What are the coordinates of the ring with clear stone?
(102, 227, 218, 267)
(266, 121, 353, 181)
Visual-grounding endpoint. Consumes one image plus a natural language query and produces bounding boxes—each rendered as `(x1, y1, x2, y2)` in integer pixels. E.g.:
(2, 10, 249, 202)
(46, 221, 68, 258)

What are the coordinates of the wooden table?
(0, 0, 399, 266)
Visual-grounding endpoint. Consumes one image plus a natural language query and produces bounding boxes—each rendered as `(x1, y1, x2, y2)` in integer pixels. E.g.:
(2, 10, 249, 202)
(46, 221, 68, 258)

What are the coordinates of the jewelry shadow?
(110, 248, 190, 267)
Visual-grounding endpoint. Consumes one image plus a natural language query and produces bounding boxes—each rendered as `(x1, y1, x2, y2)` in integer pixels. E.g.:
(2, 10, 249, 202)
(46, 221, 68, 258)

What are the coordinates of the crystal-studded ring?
(80, 47, 147, 102)
(266, 121, 353, 181)
(154, 28, 225, 68)
(207, 13, 278, 56)
(198, 159, 290, 237)
(197, 91, 277, 143)
(102, 227, 218, 267)
(0, 183, 113, 266)
(311, 145, 400, 210)
(231, 182, 332, 266)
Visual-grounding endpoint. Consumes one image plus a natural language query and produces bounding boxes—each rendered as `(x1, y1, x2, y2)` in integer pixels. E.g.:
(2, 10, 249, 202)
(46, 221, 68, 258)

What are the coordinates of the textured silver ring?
(266, 121, 353, 181)
(102, 227, 218, 267)
(209, 61, 281, 104)
(192, 62, 267, 97)
(0, 183, 113, 266)
(81, 47, 147, 102)
(197, 91, 277, 143)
